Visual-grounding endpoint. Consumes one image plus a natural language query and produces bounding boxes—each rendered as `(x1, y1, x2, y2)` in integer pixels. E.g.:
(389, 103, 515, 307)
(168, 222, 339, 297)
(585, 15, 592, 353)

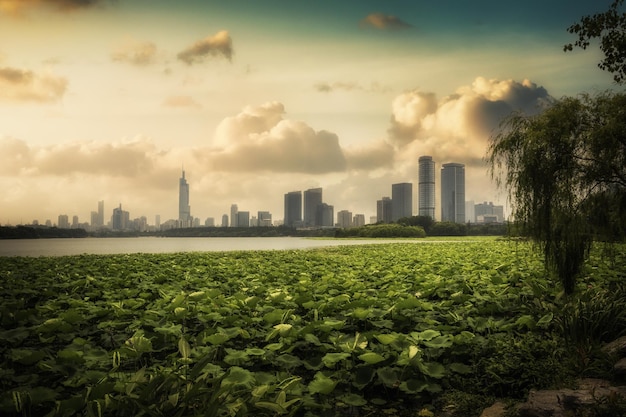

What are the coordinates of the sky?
(0, 0, 619, 225)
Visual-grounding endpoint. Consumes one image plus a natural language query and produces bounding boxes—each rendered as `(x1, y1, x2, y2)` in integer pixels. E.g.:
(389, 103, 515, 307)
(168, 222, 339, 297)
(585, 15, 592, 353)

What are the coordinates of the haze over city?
(0, 0, 616, 226)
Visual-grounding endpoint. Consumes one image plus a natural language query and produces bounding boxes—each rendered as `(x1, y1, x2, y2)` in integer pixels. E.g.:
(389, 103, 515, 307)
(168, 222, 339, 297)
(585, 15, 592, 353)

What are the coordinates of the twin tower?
(418, 156, 465, 223)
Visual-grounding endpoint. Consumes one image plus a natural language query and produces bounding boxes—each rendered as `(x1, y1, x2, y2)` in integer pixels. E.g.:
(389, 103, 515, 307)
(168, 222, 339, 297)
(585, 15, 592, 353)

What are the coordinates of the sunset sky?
(0, 0, 617, 226)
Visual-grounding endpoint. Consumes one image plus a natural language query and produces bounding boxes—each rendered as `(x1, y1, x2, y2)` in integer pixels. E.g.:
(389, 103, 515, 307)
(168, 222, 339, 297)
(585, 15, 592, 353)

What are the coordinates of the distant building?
(376, 197, 392, 223)
(337, 210, 352, 228)
(237, 211, 250, 228)
(72, 215, 79, 228)
(258, 211, 272, 227)
(97, 200, 104, 228)
(392, 182, 412, 221)
(418, 156, 436, 219)
(179, 170, 192, 227)
(369, 216, 377, 225)
(465, 200, 475, 223)
(221, 214, 229, 227)
(230, 204, 238, 227)
(155, 215, 161, 229)
(284, 191, 302, 227)
(111, 204, 130, 231)
(304, 188, 323, 227)
(58, 214, 70, 229)
(317, 203, 334, 227)
(353, 214, 365, 227)
(205, 217, 215, 227)
(441, 163, 465, 223)
(475, 201, 505, 223)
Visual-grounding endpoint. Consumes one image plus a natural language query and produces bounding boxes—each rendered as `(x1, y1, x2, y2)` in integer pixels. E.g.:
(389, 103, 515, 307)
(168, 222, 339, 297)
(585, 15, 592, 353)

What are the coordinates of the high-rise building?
(179, 170, 191, 226)
(58, 214, 70, 229)
(205, 217, 215, 227)
(475, 201, 505, 223)
(221, 214, 229, 227)
(353, 214, 365, 227)
(258, 211, 272, 227)
(418, 156, 436, 219)
(316, 203, 334, 227)
(337, 210, 352, 228)
(441, 163, 465, 223)
(376, 197, 393, 223)
(97, 200, 104, 227)
(230, 204, 238, 227)
(304, 188, 323, 227)
(237, 211, 250, 228)
(284, 191, 302, 227)
(111, 204, 130, 230)
(392, 182, 412, 221)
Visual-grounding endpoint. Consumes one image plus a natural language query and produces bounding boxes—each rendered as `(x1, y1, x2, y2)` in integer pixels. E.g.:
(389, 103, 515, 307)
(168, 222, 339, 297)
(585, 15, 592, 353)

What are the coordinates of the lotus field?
(1, 239, 624, 416)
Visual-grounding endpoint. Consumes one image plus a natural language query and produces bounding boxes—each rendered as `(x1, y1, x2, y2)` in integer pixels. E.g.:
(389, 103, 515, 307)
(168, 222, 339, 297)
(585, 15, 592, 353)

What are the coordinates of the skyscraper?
(391, 182, 412, 221)
(284, 191, 302, 227)
(316, 203, 334, 227)
(376, 197, 393, 223)
(179, 170, 191, 226)
(303, 187, 323, 227)
(230, 204, 238, 227)
(418, 156, 435, 219)
(441, 163, 465, 223)
(337, 210, 352, 228)
(97, 200, 104, 227)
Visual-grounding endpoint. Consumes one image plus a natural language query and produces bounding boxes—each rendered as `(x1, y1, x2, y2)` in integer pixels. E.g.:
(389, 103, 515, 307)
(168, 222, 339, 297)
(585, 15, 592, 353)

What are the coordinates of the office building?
(230, 204, 238, 227)
(392, 182, 412, 221)
(418, 156, 436, 219)
(337, 210, 352, 228)
(475, 201, 505, 223)
(58, 214, 70, 229)
(179, 170, 191, 227)
(376, 197, 393, 223)
(441, 163, 465, 223)
(353, 214, 365, 227)
(205, 217, 215, 227)
(304, 187, 323, 227)
(284, 191, 302, 227)
(111, 204, 130, 231)
(237, 211, 250, 228)
(221, 214, 229, 227)
(258, 211, 272, 227)
(317, 203, 334, 227)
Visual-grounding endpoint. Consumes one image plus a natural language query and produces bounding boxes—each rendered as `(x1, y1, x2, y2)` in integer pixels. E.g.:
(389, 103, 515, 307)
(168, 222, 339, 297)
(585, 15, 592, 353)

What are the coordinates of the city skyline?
(0, 1, 615, 225)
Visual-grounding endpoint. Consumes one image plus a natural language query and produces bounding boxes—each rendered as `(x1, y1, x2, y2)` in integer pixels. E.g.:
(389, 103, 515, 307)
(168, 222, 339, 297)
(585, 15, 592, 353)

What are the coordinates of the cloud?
(387, 77, 552, 167)
(360, 13, 412, 30)
(344, 140, 394, 171)
(201, 102, 347, 174)
(111, 40, 158, 66)
(314, 81, 391, 94)
(0, 0, 108, 15)
(177, 30, 233, 65)
(162, 95, 202, 109)
(0, 136, 161, 177)
(0, 66, 67, 102)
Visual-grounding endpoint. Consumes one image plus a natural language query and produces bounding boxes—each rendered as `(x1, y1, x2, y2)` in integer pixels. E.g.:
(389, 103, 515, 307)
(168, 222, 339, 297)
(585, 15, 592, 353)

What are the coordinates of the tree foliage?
(565, 0, 626, 83)
(487, 92, 626, 294)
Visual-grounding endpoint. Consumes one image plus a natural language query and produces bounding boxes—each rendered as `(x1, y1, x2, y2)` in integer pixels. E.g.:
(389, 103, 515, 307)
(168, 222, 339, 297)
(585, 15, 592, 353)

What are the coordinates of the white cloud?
(177, 30, 233, 65)
(0, 66, 67, 103)
(111, 40, 159, 66)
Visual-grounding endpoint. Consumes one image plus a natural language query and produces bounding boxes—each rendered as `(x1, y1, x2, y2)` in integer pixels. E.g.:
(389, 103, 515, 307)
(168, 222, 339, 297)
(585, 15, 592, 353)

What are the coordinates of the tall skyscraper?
(337, 210, 352, 228)
(376, 197, 393, 223)
(230, 204, 238, 227)
(391, 182, 412, 221)
(303, 187, 323, 227)
(418, 156, 435, 219)
(284, 191, 302, 227)
(97, 200, 104, 227)
(316, 203, 334, 227)
(179, 170, 191, 226)
(441, 163, 465, 223)
(237, 211, 250, 228)
(111, 204, 129, 230)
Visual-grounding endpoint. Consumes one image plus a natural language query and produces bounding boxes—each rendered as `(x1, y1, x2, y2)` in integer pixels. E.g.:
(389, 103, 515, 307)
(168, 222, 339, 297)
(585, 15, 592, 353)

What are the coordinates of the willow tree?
(487, 92, 626, 294)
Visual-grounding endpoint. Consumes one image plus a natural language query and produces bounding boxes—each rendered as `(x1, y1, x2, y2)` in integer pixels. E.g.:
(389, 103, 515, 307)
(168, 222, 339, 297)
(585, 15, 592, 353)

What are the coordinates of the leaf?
(418, 361, 446, 379)
(339, 393, 367, 406)
(205, 333, 230, 345)
(221, 366, 255, 390)
(353, 366, 375, 389)
(376, 367, 400, 387)
(308, 372, 337, 395)
(178, 337, 191, 360)
(423, 335, 453, 349)
(358, 352, 385, 365)
(321, 352, 350, 367)
(537, 312, 554, 327)
(374, 333, 400, 345)
(413, 329, 440, 341)
(449, 362, 472, 374)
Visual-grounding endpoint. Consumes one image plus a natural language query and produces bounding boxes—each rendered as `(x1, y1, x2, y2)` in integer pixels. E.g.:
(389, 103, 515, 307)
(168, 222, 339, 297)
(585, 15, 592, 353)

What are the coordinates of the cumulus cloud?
(387, 77, 552, 167)
(314, 81, 391, 94)
(162, 95, 202, 109)
(177, 30, 233, 65)
(111, 40, 158, 66)
(0, 66, 67, 102)
(0, 136, 161, 177)
(0, 0, 108, 14)
(360, 13, 413, 30)
(344, 140, 394, 171)
(206, 103, 347, 173)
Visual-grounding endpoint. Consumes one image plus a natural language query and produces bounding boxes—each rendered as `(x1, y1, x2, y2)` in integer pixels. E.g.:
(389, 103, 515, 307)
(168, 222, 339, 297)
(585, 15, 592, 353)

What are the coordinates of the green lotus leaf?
(321, 352, 350, 368)
(221, 366, 256, 390)
(358, 352, 385, 365)
(308, 372, 337, 395)
(338, 393, 367, 406)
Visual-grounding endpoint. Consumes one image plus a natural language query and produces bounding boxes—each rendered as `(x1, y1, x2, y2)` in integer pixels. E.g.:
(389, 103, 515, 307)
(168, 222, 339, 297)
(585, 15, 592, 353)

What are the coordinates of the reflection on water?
(0, 236, 422, 257)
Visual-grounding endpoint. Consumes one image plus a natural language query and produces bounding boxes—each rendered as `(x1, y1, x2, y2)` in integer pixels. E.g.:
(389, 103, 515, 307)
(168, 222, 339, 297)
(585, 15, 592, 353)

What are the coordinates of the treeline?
(0, 226, 88, 239)
(335, 223, 426, 238)
(158, 226, 336, 238)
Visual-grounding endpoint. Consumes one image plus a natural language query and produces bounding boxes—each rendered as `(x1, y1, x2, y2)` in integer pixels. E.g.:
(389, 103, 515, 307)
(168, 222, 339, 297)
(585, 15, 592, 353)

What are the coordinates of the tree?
(487, 92, 626, 294)
(565, 0, 626, 83)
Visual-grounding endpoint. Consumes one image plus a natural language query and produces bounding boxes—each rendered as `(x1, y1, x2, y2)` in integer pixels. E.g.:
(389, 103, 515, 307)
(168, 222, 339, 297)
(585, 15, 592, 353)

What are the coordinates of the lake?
(0, 236, 425, 257)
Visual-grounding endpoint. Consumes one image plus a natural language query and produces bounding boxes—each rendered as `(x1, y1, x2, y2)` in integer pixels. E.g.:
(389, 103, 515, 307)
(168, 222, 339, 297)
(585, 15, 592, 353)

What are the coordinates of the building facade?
(376, 197, 393, 223)
(284, 191, 302, 227)
(392, 182, 412, 221)
(303, 188, 323, 227)
(418, 156, 436, 219)
(178, 170, 192, 227)
(230, 204, 238, 227)
(337, 210, 352, 228)
(441, 163, 465, 223)
(316, 203, 334, 227)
